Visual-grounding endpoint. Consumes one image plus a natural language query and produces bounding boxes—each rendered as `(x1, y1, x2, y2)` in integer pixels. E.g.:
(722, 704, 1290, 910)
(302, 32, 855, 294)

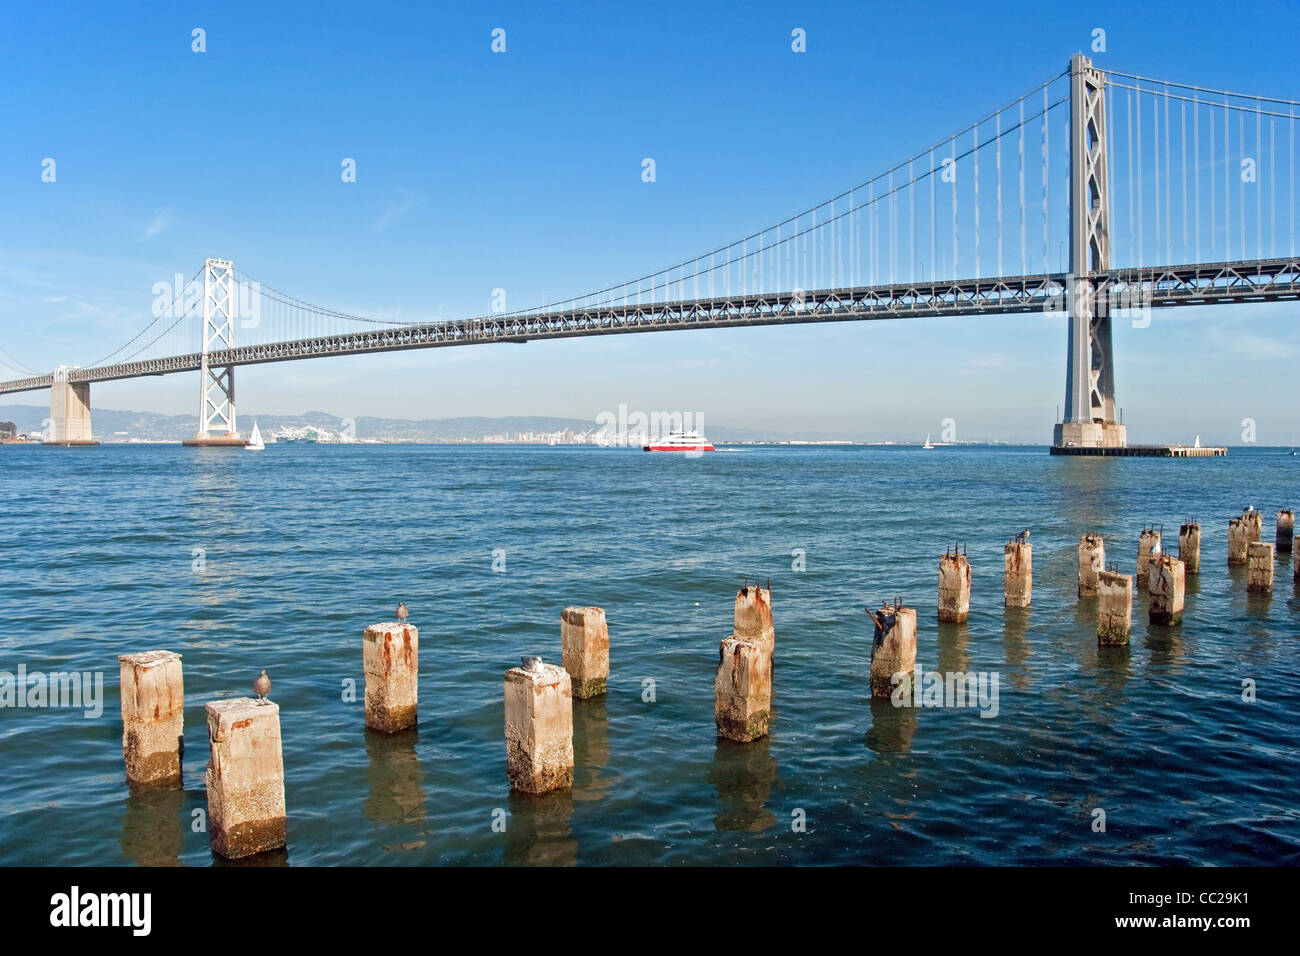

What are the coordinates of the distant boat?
(1193, 435, 1201, 448)
(643, 429, 715, 452)
(246, 421, 265, 452)
(923, 433, 935, 449)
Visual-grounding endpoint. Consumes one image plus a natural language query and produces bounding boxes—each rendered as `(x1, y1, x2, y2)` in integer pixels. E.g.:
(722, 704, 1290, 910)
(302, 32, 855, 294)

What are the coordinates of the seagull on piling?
(521, 656, 542, 672)
(253, 669, 272, 705)
(397, 601, 409, 624)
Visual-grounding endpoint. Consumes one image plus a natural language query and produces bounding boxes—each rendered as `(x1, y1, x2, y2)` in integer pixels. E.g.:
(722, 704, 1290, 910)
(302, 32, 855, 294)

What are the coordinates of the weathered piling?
(714, 637, 772, 742)
(938, 547, 971, 623)
(1229, 511, 1263, 565)
(1147, 555, 1186, 626)
(1247, 542, 1275, 593)
(561, 606, 610, 699)
(1178, 522, 1201, 575)
(1003, 541, 1032, 607)
(119, 651, 184, 788)
(504, 661, 574, 794)
(205, 698, 287, 860)
(732, 582, 775, 657)
(1276, 510, 1294, 553)
(1136, 527, 1161, 591)
(363, 622, 418, 733)
(1078, 534, 1105, 596)
(1227, 517, 1247, 565)
(1097, 571, 1133, 646)
(869, 605, 917, 699)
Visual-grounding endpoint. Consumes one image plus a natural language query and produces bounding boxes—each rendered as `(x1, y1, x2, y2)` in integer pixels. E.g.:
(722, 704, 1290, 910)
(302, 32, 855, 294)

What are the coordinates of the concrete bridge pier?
(46, 371, 98, 446)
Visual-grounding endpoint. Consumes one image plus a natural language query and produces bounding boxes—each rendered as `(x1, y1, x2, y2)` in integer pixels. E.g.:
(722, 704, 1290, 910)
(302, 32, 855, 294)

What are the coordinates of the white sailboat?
(246, 420, 265, 452)
(922, 433, 935, 449)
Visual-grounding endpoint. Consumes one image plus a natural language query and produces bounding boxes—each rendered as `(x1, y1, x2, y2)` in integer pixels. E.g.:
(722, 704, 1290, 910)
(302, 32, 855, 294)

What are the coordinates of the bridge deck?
(1, 257, 1295, 396)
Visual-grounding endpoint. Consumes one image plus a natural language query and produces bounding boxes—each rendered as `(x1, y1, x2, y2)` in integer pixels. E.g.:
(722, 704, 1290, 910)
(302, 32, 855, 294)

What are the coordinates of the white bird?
(1151, 539, 1162, 557)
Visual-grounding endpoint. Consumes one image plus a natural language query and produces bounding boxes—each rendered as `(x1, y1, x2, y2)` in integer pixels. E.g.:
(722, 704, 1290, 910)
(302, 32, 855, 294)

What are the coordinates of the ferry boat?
(643, 429, 715, 452)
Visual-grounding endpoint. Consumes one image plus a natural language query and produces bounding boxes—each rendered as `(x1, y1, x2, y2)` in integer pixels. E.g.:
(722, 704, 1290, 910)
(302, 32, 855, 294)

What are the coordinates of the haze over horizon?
(1, 0, 1297, 446)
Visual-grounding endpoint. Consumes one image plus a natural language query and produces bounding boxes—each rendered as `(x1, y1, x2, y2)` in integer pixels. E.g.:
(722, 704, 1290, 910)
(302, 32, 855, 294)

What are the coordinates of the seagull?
(253, 669, 272, 705)
(521, 656, 542, 672)
(1244, 506, 1256, 514)
(1151, 538, 1162, 557)
(396, 601, 409, 624)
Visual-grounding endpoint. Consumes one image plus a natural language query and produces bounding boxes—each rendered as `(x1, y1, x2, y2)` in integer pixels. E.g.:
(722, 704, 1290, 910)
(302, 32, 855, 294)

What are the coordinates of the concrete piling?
(938, 547, 971, 623)
(1230, 511, 1263, 565)
(1178, 522, 1201, 575)
(714, 637, 772, 742)
(1136, 528, 1161, 591)
(1097, 571, 1133, 646)
(504, 662, 574, 794)
(715, 583, 775, 743)
(732, 583, 775, 657)
(363, 622, 419, 733)
(1247, 542, 1275, 593)
(205, 698, 287, 860)
(118, 651, 184, 788)
(1003, 541, 1032, 607)
(869, 605, 917, 699)
(1147, 555, 1186, 626)
(1078, 534, 1105, 596)
(560, 606, 610, 699)
(1276, 510, 1294, 553)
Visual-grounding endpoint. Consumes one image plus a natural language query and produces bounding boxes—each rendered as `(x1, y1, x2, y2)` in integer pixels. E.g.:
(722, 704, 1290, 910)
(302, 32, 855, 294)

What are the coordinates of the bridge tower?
(1053, 53, 1126, 450)
(184, 257, 246, 447)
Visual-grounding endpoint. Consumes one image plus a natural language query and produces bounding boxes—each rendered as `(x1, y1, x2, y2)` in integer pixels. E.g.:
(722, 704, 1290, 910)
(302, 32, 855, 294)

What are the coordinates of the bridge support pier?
(1053, 54, 1127, 451)
(46, 370, 98, 446)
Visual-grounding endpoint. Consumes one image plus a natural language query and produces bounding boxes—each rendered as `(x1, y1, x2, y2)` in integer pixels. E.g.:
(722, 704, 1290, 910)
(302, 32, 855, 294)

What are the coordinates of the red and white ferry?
(642, 429, 715, 453)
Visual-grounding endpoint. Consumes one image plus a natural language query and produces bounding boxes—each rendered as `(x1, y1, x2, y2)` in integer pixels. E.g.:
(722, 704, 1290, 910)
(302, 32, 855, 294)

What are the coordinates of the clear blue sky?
(1, 0, 1296, 442)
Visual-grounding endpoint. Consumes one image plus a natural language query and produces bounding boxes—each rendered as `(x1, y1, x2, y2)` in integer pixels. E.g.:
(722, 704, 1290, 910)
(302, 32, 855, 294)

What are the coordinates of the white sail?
(246, 420, 265, 451)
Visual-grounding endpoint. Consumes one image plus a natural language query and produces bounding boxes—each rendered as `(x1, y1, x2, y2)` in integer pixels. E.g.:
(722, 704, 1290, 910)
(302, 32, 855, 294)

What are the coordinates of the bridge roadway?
(1, 257, 1296, 396)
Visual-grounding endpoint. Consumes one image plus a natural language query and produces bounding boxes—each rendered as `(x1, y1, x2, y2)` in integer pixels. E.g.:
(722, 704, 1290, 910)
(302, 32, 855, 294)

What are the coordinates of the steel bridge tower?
(1053, 53, 1126, 450)
(185, 257, 246, 446)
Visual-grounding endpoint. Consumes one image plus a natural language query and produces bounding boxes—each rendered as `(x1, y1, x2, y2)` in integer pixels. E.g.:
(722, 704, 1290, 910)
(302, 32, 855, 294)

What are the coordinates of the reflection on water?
(212, 846, 290, 867)
(1003, 606, 1031, 689)
(505, 789, 576, 865)
(572, 698, 614, 803)
(118, 787, 186, 867)
(363, 728, 426, 829)
(709, 737, 778, 832)
(865, 697, 918, 754)
(935, 621, 972, 674)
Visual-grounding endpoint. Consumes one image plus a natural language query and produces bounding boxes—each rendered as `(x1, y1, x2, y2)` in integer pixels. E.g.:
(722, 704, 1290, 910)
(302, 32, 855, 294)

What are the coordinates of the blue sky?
(1, 0, 1297, 442)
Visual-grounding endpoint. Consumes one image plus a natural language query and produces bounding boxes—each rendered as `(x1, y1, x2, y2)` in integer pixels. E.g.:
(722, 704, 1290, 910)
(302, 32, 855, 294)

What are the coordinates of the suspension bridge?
(2, 55, 1297, 448)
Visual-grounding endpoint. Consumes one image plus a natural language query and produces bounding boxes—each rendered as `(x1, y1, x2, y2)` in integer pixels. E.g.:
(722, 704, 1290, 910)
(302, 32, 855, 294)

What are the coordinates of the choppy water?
(1, 443, 1297, 866)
